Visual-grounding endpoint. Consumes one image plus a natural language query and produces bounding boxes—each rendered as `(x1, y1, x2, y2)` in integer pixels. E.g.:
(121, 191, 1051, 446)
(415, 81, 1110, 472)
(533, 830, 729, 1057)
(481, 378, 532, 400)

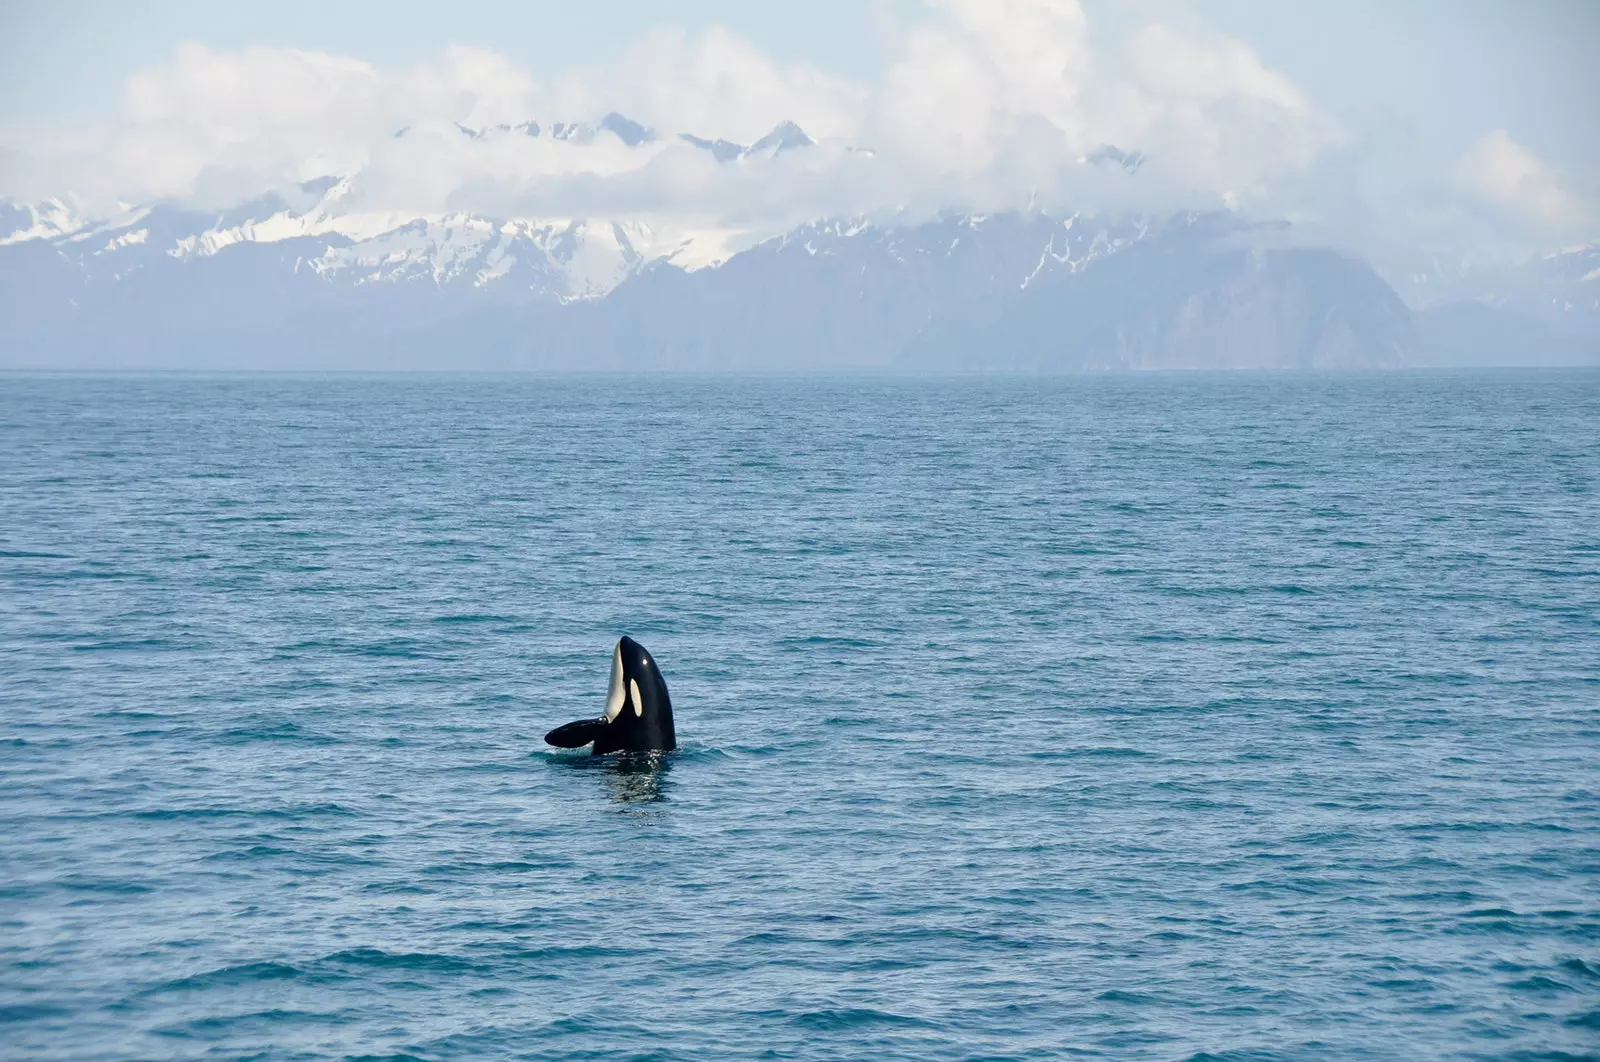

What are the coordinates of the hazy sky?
(2, 0, 1594, 262)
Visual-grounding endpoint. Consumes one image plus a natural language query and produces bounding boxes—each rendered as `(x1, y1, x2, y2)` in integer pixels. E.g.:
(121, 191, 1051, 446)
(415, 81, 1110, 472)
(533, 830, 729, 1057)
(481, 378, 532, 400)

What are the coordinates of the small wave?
(1028, 746, 1151, 760)
(355, 643, 441, 659)
(215, 721, 342, 746)
(1098, 989, 1159, 1004)
(70, 637, 177, 651)
(777, 635, 882, 648)
(673, 742, 734, 762)
(131, 807, 251, 821)
(202, 845, 294, 862)
(1507, 975, 1575, 994)
(496, 944, 635, 962)
(421, 859, 569, 876)
(323, 948, 485, 974)
(1398, 890, 1478, 904)
(155, 961, 303, 992)
(168, 1008, 349, 1033)
(731, 930, 799, 947)
(788, 1007, 937, 1030)
(0, 1003, 70, 1023)
(1559, 958, 1600, 980)
(1369, 978, 1435, 992)
(55, 876, 151, 895)
(538, 741, 730, 772)
(132, 802, 355, 821)
(541, 749, 671, 770)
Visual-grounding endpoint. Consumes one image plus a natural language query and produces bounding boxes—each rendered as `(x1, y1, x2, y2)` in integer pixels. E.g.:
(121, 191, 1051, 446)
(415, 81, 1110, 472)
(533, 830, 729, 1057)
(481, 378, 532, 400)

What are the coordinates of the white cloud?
(876, 0, 1094, 174)
(2, 43, 560, 212)
(22, 0, 1571, 263)
(1113, 22, 1329, 197)
(1455, 129, 1582, 229)
(866, 0, 1340, 218)
(109, 45, 378, 205)
(594, 26, 867, 144)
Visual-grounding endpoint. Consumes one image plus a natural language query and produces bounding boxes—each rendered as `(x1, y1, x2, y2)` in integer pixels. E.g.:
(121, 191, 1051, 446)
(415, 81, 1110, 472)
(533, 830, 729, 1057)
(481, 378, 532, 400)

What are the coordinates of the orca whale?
(544, 636, 677, 754)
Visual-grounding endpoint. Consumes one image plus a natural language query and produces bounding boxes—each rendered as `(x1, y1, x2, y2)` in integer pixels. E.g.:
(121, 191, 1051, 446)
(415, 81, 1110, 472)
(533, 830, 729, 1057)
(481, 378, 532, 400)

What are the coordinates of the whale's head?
(597, 636, 676, 753)
(546, 636, 676, 754)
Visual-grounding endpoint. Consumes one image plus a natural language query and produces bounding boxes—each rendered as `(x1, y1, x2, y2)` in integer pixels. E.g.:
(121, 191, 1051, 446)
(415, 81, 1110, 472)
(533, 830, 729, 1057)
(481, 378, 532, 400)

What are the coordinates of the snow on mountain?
(0, 198, 89, 246)
(404, 111, 805, 158)
(0, 112, 818, 302)
(756, 210, 1143, 283)
(1398, 241, 1600, 338)
(486, 208, 1418, 372)
(1084, 145, 1147, 174)
(1, 107, 1589, 370)
(438, 111, 658, 147)
(1540, 243, 1600, 321)
(598, 112, 655, 147)
(300, 214, 742, 297)
(2, 193, 745, 305)
(681, 120, 815, 162)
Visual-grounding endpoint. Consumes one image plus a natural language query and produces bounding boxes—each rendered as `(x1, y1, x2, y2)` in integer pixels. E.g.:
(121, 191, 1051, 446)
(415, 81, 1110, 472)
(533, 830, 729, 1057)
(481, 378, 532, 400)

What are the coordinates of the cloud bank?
(1, 0, 1591, 260)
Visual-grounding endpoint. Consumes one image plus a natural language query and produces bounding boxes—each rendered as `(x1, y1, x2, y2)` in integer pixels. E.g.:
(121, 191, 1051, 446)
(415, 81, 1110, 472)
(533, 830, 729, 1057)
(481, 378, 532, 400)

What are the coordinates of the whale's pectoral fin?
(545, 718, 606, 748)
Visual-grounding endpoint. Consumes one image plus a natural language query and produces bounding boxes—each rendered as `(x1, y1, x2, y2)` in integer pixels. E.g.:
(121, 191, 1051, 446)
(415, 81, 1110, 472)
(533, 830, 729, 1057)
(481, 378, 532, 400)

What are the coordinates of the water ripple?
(2, 371, 1597, 1061)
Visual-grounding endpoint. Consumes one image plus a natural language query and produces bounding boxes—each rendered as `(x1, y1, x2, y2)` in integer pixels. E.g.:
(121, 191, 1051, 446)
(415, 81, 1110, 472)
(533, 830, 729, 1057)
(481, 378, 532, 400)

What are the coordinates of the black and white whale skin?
(544, 636, 677, 754)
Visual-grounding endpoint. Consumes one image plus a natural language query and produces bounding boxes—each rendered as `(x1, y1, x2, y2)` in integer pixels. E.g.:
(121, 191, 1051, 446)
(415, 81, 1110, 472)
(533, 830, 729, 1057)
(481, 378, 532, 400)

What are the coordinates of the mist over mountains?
(2, 114, 1595, 371)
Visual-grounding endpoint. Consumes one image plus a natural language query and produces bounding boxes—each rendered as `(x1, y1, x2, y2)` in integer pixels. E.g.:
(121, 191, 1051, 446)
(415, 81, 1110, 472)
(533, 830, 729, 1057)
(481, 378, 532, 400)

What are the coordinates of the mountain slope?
(907, 228, 1413, 370)
(1413, 301, 1600, 367)
(481, 213, 1413, 371)
(0, 183, 1493, 371)
(1399, 243, 1600, 341)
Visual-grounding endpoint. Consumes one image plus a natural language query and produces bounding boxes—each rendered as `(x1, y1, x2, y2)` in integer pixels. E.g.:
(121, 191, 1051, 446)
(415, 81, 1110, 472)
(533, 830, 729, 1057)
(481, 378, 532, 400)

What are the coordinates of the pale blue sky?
(1193, 0, 1597, 170)
(2, 0, 1594, 169)
(3, 2, 902, 111)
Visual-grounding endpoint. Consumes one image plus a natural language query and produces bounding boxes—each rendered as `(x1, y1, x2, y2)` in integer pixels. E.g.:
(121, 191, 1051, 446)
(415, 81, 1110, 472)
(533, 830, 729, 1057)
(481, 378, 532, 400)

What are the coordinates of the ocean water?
(1, 371, 1597, 1062)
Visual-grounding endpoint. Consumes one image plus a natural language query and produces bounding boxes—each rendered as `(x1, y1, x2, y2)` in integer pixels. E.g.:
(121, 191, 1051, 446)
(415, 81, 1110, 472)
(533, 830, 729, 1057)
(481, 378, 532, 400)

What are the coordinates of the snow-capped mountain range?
(0, 113, 832, 301)
(1402, 244, 1600, 331)
(0, 179, 749, 301)
(1, 114, 1595, 369)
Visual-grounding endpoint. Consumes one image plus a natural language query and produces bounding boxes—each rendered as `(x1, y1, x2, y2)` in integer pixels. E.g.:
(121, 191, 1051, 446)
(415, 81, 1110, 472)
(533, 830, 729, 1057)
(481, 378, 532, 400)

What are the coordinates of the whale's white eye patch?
(604, 643, 626, 722)
(629, 678, 643, 717)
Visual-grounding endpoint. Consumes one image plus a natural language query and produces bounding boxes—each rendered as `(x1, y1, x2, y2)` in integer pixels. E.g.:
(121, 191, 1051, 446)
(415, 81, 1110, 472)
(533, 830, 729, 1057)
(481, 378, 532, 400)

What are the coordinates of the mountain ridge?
(2, 114, 1595, 371)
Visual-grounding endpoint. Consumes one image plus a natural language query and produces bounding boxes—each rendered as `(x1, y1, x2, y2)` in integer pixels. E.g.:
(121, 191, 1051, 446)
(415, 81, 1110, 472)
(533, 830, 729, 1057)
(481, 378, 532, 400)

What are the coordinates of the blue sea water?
(1, 371, 1597, 1062)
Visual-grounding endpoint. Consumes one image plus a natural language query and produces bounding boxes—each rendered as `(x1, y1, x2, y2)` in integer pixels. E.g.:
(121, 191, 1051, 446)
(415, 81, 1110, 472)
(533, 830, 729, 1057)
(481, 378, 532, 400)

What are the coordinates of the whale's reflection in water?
(549, 751, 674, 806)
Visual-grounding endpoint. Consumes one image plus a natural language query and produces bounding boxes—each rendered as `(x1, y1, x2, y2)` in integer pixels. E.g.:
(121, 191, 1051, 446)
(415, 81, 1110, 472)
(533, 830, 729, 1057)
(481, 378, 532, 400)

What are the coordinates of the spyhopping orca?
(544, 636, 677, 754)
